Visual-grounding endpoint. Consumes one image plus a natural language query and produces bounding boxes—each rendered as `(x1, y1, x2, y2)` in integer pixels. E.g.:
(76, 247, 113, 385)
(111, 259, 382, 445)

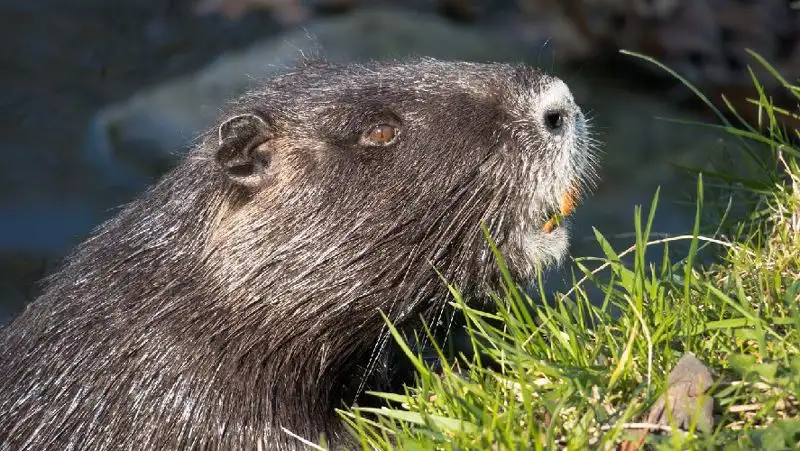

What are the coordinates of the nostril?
(543, 109, 566, 133)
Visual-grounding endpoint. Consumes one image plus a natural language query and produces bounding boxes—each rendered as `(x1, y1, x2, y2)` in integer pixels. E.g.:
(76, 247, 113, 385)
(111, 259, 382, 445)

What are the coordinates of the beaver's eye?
(360, 124, 398, 146)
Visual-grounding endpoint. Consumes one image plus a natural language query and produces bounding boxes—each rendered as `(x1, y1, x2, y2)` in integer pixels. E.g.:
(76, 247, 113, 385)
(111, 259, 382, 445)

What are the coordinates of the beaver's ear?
(215, 113, 274, 189)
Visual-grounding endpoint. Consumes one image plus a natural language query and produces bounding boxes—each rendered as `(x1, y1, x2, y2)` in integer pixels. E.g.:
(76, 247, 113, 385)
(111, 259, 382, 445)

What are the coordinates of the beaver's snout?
(536, 78, 580, 137)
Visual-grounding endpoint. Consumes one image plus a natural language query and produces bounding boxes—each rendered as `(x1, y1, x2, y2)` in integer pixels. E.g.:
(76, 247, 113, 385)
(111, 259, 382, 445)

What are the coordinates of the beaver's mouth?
(542, 186, 580, 233)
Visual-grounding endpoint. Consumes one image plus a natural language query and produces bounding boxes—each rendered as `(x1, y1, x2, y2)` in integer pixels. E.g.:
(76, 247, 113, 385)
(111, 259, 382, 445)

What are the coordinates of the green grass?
(335, 52, 800, 450)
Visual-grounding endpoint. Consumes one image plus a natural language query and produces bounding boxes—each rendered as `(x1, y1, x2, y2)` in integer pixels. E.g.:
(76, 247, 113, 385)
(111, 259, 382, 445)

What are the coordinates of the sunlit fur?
(0, 58, 599, 450)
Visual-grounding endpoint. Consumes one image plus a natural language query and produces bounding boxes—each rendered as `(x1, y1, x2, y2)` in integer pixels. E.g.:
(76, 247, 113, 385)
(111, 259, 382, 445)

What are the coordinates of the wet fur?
(0, 59, 598, 450)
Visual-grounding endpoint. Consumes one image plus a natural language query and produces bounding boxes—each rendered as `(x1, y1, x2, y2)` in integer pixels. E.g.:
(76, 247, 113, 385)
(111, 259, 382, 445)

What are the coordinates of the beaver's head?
(208, 59, 598, 301)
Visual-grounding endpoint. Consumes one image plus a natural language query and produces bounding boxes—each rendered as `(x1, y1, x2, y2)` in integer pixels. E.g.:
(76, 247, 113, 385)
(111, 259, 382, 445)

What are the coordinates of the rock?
(517, 0, 799, 103)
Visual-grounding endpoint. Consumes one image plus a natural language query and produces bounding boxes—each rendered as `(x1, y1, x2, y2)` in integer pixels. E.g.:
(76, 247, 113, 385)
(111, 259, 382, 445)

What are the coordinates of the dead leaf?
(647, 353, 714, 433)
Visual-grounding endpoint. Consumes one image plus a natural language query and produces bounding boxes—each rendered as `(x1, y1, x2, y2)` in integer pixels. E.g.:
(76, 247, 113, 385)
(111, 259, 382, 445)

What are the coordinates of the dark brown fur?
(0, 58, 598, 450)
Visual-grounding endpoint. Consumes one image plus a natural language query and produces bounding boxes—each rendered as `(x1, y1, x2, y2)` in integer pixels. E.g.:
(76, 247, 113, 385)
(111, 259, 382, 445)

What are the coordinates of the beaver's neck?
(83, 163, 374, 447)
(6, 156, 453, 449)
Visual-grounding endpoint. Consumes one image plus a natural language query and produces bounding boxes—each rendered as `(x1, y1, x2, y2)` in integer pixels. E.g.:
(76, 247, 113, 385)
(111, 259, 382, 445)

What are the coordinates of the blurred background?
(1, 0, 798, 323)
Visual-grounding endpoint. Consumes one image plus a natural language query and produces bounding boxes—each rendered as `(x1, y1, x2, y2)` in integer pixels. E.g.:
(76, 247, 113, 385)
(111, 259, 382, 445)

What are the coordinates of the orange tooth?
(542, 185, 581, 233)
(560, 185, 580, 217)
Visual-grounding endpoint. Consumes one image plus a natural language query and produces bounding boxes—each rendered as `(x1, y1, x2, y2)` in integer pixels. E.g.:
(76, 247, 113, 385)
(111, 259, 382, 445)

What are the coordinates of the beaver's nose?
(537, 79, 577, 135)
(543, 107, 568, 133)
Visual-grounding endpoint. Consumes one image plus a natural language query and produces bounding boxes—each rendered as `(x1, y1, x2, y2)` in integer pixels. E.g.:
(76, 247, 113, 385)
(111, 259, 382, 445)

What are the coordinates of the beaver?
(0, 58, 597, 450)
